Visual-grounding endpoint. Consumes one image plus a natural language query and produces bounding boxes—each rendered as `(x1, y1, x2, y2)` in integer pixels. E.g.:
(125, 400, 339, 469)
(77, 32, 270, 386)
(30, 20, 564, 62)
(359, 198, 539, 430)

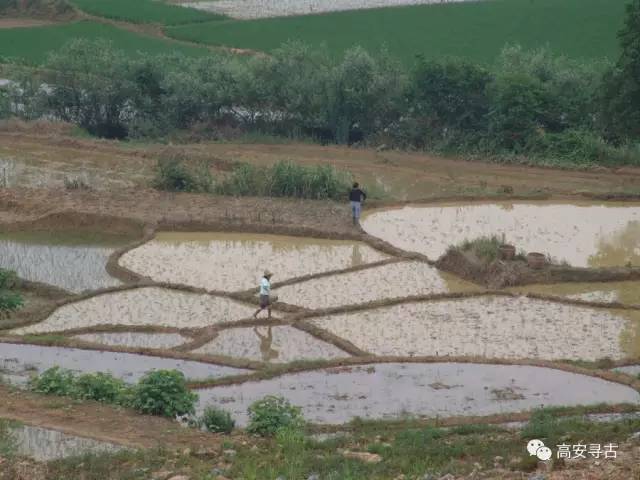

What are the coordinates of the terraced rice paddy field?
(2, 198, 640, 428)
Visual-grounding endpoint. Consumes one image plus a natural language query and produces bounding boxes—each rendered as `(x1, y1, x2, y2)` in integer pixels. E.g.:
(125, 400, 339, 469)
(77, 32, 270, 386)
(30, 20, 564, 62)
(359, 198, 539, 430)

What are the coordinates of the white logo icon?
(527, 439, 552, 461)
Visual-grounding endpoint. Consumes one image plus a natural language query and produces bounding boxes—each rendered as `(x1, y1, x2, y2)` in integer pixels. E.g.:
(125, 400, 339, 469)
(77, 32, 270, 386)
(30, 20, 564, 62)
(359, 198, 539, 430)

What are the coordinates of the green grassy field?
(0, 21, 208, 64)
(70, 0, 224, 25)
(166, 0, 628, 64)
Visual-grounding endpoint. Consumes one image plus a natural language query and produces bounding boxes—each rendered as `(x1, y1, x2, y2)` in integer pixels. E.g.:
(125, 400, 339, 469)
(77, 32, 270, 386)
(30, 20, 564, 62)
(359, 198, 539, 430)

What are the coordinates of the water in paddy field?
(310, 296, 640, 361)
(119, 232, 388, 291)
(12, 287, 259, 334)
(193, 325, 349, 363)
(0, 343, 249, 385)
(3, 423, 123, 461)
(277, 260, 480, 309)
(195, 362, 640, 425)
(0, 231, 134, 293)
(510, 281, 640, 306)
(362, 201, 640, 267)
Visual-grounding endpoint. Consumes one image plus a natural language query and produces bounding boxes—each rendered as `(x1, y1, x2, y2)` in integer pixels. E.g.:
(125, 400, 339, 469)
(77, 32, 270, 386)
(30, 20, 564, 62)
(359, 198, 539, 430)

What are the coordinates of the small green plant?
(152, 155, 214, 193)
(199, 406, 235, 433)
(72, 372, 129, 403)
(458, 235, 502, 262)
(131, 370, 198, 418)
(246, 395, 304, 436)
(0, 268, 23, 316)
(30, 367, 76, 396)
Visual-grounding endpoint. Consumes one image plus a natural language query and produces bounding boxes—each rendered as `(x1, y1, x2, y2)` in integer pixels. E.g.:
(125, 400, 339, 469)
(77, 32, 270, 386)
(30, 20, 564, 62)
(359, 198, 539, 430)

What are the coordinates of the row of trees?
(1, 0, 639, 164)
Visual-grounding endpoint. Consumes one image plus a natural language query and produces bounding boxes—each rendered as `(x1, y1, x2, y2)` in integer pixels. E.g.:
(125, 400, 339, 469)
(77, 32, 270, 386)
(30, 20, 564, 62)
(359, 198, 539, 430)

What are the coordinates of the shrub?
(199, 406, 235, 434)
(30, 367, 76, 396)
(131, 370, 198, 418)
(458, 235, 502, 262)
(247, 395, 304, 436)
(72, 372, 128, 403)
(152, 155, 214, 193)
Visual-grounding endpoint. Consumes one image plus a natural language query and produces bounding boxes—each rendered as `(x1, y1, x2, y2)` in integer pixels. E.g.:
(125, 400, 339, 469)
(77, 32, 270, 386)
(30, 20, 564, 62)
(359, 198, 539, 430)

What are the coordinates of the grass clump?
(152, 154, 214, 193)
(199, 406, 235, 434)
(0, 268, 23, 316)
(458, 235, 503, 262)
(247, 395, 304, 437)
(131, 370, 198, 418)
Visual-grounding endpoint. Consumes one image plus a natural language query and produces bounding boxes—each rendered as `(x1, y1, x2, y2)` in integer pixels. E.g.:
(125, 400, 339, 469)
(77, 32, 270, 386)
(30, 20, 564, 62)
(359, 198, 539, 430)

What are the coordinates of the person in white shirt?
(253, 270, 273, 319)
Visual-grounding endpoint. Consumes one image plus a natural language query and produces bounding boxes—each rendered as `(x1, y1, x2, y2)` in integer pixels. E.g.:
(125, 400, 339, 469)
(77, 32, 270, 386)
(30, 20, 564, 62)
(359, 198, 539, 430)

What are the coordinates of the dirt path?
(0, 19, 57, 29)
(2, 131, 639, 200)
(0, 385, 229, 450)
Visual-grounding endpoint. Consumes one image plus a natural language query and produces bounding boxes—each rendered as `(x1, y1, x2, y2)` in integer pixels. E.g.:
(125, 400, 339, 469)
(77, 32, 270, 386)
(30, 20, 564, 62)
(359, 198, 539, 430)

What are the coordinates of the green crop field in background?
(0, 21, 208, 64)
(70, 0, 224, 25)
(166, 0, 628, 64)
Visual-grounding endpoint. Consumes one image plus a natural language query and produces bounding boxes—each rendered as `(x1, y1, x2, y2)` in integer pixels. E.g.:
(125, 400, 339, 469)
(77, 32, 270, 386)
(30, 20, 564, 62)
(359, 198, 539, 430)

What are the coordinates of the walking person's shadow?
(253, 326, 279, 362)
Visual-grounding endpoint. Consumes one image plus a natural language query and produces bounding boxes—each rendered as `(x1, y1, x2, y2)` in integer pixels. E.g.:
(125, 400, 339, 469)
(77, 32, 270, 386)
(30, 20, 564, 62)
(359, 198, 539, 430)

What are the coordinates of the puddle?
(119, 232, 388, 292)
(0, 343, 249, 384)
(73, 332, 189, 350)
(510, 281, 640, 306)
(5, 423, 123, 461)
(362, 202, 640, 267)
(193, 326, 348, 363)
(0, 231, 133, 293)
(277, 261, 479, 309)
(613, 365, 640, 377)
(12, 287, 257, 334)
(196, 362, 640, 425)
(310, 296, 640, 361)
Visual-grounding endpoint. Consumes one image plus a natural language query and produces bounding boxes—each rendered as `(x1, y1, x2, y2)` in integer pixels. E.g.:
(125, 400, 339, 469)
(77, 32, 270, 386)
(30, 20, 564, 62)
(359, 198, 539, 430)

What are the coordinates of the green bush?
(131, 370, 198, 418)
(152, 155, 214, 193)
(30, 367, 76, 396)
(458, 235, 502, 262)
(73, 372, 129, 403)
(199, 406, 235, 433)
(247, 395, 304, 436)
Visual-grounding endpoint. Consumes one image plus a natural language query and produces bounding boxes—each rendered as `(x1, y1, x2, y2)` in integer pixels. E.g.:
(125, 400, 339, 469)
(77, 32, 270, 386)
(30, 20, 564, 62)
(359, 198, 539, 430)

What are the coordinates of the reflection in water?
(589, 221, 640, 267)
(196, 363, 640, 425)
(254, 326, 279, 361)
(0, 232, 131, 293)
(9, 424, 123, 461)
(120, 232, 387, 291)
(194, 325, 347, 363)
(362, 202, 640, 266)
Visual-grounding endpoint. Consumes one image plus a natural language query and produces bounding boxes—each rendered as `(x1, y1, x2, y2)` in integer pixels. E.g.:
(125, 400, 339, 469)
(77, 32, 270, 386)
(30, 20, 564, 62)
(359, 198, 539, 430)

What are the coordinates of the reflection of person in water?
(253, 326, 279, 361)
(350, 244, 363, 267)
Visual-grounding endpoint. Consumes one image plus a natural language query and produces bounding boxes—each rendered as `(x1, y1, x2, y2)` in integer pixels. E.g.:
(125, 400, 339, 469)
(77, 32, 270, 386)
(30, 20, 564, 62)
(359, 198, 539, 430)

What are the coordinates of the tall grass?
(218, 161, 352, 200)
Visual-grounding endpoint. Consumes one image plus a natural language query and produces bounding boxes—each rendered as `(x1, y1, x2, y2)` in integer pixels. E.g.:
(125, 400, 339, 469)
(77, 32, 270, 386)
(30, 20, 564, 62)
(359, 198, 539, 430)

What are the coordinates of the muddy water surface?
(119, 232, 388, 292)
(6, 423, 123, 461)
(0, 343, 248, 384)
(73, 332, 189, 349)
(193, 326, 348, 363)
(0, 231, 132, 292)
(613, 365, 640, 377)
(511, 281, 640, 306)
(196, 362, 640, 425)
(362, 202, 640, 267)
(12, 287, 257, 334)
(310, 297, 640, 361)
(277, 261, 479, 309)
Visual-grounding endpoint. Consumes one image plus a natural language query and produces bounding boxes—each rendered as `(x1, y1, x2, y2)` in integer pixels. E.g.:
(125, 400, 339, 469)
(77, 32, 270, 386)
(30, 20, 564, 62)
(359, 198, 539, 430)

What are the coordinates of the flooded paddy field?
(0, 231, 132, 293)
(73, 332, 190, 350)
(119, 232, 388, 291)
(614, 365, 640, 377)
(5, 423, 124, 461)
(0, 343, 249, 384)
(195, 362, 640, 425)
(362, 201, 640, 267)
(192, 325, 349, 363)
(11, 287, 257, 334)
(511, 281, 640, 306)
(310, 296, 640, 361)
(277, 261, 479, 309)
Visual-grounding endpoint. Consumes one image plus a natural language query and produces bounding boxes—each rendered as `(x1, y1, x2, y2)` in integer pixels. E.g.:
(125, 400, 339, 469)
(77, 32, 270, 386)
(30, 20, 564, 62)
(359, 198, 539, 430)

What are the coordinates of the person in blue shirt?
(253, 270, 273, 319)
(349, 182, 367, 225)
